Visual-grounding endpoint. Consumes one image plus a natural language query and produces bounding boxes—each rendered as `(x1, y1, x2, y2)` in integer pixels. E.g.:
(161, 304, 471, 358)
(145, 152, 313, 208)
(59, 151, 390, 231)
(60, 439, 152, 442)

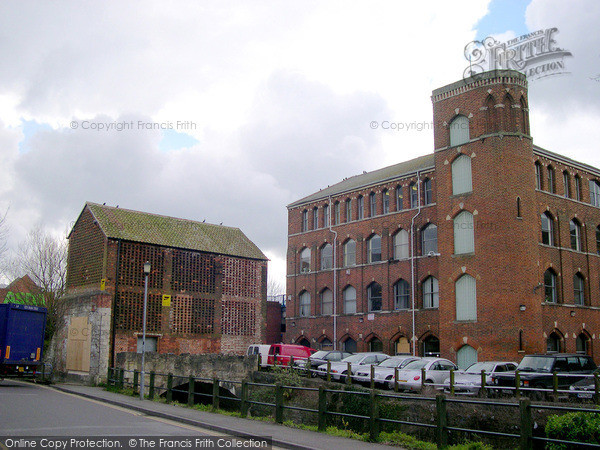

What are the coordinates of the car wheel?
(387, 381, 395, 390)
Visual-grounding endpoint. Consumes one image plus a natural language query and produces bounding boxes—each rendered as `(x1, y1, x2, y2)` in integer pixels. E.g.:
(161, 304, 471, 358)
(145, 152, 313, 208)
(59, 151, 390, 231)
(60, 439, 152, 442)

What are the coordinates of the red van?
(267, 344, 316, 366)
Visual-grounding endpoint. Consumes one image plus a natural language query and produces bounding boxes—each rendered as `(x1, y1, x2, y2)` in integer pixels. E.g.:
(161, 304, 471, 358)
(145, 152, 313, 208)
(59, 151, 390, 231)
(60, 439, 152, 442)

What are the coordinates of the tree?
(267, 276, 285, 302)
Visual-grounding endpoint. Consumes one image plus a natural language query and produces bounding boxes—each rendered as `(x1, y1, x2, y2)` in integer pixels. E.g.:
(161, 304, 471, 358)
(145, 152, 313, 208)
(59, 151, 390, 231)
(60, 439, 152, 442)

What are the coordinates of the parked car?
(492, 353, 597, 400)
(246, 344, 271, 368)
(442, 361, 517, 395)
(354, 355, 421, 388)
(293, 350, 352, 376)
(316, 352, 389, 381)
(394, 357, 458, 392)
(568, 368, 599, 400)
(267, 344, 316, 366)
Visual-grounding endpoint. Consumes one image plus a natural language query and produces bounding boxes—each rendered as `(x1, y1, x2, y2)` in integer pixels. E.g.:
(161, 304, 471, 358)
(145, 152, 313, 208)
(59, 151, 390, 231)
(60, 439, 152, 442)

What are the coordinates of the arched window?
(503, 93, 516, 132)
(576, 333, 591, 355)
(393, 229, 409, 260)
(334, 201, 340, 225)
(423, 277, 439, 308)
(457, 345, 478, 370)
(320, 243, 333, 270)
(394, 279, 410, 309)
(313, 207, 319, 229)
(369, 337, 383, 352)
(320, 288, 333, 316)
(345, 198, 352, 222)
(454, 211, 474, 254)
(452, 154, 472, 195)
(575, 175, 582, 201)
(547, 166, 556, 194)
(298, 337, 310, 348)
(421, 223, 438, 255)
(544, 269, 557, 303)
(409, 182, 418, 208)
(517, 197, 522, 218)
(485, 95, 496, 133)
(323, 204, 329, 227)
(574, 273, 585, 305)
(369, 192, 376, 217)
(563, 171, 571, 198)
(535, 162, 543, 190)
(520, 96, 529, 135)
(396, 185, 403, 211)
(570, 219, 582, 251)
(357, 195, 364, 219)
(367, 234, 382, 263)
(382, 189, 389, 214)
(301, 210, 308, 232)
(546, 332, 561, 353)
(423, 178, 433, 205)
(320, 338, 333, 350)
(343, 239, 356, 267)
(541, 212, 555, 246)
(596, 225, 600, 254)
(299, 291, 311, 317)
(449, 115, 470, 147)
(456, 274, 476, 321)
(422, 335, 440, 357)
(343, 286, 356, 314)
(368, 282, 382, 312)
(343, 337, 357, 353)
(395, 336, 411, 355)
(300, 248, 311, 273)
(590, 180, 600, 207)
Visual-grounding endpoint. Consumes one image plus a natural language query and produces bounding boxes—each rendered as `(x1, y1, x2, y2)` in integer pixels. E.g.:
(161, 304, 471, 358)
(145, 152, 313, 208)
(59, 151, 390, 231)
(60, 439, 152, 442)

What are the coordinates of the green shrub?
(545, 412, 600, 450)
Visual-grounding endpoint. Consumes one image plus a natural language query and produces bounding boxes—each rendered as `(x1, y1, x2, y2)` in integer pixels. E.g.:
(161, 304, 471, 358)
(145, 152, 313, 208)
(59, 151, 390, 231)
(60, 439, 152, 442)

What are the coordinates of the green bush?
(545, 411, 600, 450)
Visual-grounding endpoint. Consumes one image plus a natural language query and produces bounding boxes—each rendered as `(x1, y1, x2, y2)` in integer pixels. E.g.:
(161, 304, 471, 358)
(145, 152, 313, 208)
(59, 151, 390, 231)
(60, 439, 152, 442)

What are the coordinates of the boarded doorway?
(66, 316, 91, 372)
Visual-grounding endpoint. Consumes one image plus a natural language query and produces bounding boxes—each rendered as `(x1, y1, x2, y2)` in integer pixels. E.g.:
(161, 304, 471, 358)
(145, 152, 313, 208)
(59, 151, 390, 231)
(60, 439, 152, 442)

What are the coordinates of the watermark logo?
(464, 28, 572, 81)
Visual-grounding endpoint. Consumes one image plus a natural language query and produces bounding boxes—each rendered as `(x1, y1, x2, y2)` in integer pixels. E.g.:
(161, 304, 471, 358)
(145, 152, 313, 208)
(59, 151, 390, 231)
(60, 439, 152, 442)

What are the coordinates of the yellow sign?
(100, 279, 106, 291)
(162, 295, 171, 307)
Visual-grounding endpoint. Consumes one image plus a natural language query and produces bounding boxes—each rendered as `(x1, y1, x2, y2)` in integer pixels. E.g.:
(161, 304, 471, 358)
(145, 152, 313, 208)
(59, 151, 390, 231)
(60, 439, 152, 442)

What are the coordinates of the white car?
(316, 352, 389, 381)
(443, 361, 518, 395)
(395, 357, 458, 392)
(354, 356, 421, 388)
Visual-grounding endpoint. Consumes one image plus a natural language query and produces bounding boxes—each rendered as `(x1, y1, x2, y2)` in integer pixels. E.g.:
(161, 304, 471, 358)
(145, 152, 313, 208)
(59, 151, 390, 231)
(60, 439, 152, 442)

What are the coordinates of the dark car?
(492, 353, 597, 400)
(569, 368, 600, 400)
(293, 350, 352, 376)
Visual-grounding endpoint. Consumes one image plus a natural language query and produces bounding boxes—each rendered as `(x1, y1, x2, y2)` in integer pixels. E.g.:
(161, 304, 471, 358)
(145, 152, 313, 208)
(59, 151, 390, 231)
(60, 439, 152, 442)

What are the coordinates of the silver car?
(354, 356, 421, 388)
(443, 361, 518, 395)
(316, 352, 389, 381)
(395, 357, 458, 392)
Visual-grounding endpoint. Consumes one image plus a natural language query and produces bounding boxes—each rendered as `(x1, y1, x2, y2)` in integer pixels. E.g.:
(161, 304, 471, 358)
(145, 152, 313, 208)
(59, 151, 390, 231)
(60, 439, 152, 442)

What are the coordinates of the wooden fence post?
(370, 365, 375, 390)
(369, 390, 380, 442)
(394, 367, 399, 392)
(318, 386, 327, 431)
(212, 378, 220, 410)
(166, 373, 173, 403)
(275, 383, 284, 423)
(133, 370, 139, 393)
(346, 362, 352, 385)
(187, 375, 195, 407)
(519, 398, 533, 450)
(148, 371, 155, 400)
(449, 369, 455, 396)
(240, 380, 249, 417)
(435, 394, 448, 449)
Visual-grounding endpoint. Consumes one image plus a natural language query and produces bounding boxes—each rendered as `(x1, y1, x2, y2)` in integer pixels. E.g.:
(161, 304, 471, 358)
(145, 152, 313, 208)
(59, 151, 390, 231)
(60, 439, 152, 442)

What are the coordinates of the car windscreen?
(464, 362, 496, 374)
(517, 356, 554, 372)
(402, 359, 429, 370)
(379, 358, 409, 368)
(342, 354, 368, 363)
(310, 351, 328, 359)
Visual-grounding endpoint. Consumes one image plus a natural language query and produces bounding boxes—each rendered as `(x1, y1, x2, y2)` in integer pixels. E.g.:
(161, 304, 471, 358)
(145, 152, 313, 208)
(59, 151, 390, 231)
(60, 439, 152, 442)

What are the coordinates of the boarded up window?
(66, 316, 91, 373)
(456, 274, 477, 321)
(454, 211, 475, 254)
(449, 115, 470, 147)
(452, 155, 473, 195)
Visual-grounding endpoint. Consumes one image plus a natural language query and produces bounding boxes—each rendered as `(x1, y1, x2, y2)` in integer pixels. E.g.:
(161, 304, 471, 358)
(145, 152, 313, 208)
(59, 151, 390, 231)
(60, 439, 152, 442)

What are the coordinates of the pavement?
(52, 383, 397, 450)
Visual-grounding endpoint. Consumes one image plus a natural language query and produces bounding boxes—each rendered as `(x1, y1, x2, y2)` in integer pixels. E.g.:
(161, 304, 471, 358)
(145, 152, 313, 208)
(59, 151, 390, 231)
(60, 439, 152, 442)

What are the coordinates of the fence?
(107, 366, 600, 449)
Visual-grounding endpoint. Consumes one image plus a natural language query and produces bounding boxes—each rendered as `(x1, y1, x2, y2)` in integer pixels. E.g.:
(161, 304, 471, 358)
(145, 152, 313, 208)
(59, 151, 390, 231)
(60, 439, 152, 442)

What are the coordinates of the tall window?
(343, 239, 356, 267)
(394, 279, 410, 309)
(299, 291, 311, 317)
(320, 288, 333, 316)
(410, 182, 418, 208)
(547, 166, 555, 193)
(421, 223, 438, 255)
(520, 96, 529, 134)
(423, 178, 433, 205)
(343, 338, 357, 353)
(547, 332, 561, 353)
(423, 277, 439, 308)
(367, 234, 382, 263)
(452, 154, 473, 195)
(393, 229, 409, 259)
(368, 282, 382, 311)
(323, 204, 329, 227)
(357, 195, 364, 219)
(313, 207, 319, 229)
(574, 273, 585, 305)
(369, 337, 383, 352)
(577, 333, 590, 355)
(301, 210, 308, 232)
(320, 244, 333, 270)
(563, 171, 571, 198)
(456, 274, 477, 321)
(575, 175, 582, 201)
(590, 180, 600, 207)
(300, 248, 311, 273)
(396, 185, 403, 211)
(596, 226, 600, 254)
(535, 162, 543, 190)
(345, 199, 352, 222)
(343, 286, 356, 314)
(541, 212, 555, 246)
(382, 189, 389, 214)
(454, 211, 474, 254)
(334, 201, 340, 225)
(544, 269, 557, 303)
(570, 219, 582, 251)
(449, 115, 470, 147)
(369, 192, 376, 217)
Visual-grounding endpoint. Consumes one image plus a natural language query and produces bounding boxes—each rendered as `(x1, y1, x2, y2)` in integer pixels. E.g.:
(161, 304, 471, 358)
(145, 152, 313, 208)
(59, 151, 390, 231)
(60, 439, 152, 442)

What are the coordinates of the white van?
(247, 344, 270, 368)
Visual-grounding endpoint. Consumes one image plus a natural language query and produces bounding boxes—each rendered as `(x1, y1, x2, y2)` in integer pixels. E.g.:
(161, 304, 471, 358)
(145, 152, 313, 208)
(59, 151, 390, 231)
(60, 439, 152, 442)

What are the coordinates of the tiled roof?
(82, 203, 267, 261)
(288, 153, 435, 208)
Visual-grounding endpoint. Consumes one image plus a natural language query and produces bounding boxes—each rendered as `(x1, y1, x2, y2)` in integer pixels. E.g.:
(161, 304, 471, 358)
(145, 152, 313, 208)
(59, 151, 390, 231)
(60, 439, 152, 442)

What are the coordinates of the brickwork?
(285, 70, 600, 364)
(66, 208, 105, 289)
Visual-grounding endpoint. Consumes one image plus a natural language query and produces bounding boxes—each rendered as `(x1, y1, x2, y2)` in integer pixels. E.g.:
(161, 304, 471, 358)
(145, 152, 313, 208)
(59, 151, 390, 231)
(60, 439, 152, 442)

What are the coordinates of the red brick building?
(53, 202, 267, 382)
(284, 70, 600, 368)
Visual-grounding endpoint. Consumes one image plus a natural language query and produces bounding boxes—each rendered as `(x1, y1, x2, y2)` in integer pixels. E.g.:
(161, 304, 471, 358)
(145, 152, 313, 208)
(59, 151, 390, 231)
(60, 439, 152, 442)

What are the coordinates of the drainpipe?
(109, 239, 122, 369)
(328, 196, 338, 350)
(410, 171, 423, 356)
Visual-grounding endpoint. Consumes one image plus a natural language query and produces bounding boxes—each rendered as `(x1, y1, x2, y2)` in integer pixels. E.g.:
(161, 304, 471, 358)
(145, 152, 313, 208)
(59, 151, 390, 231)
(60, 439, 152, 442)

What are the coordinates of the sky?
(0, 0, 599, 287)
